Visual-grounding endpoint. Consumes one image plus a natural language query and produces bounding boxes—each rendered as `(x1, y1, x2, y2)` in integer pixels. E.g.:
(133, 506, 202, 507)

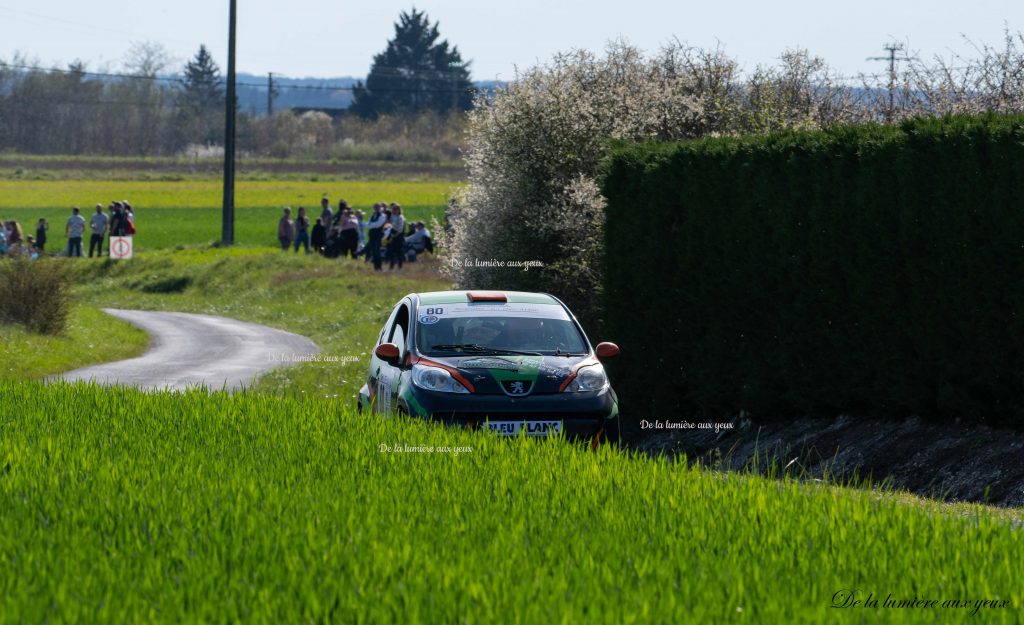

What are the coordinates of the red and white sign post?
(110, 236, 133, 260)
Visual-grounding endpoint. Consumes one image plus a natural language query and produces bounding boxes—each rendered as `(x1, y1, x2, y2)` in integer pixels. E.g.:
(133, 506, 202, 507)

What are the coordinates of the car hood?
(419, 354, 596, 395)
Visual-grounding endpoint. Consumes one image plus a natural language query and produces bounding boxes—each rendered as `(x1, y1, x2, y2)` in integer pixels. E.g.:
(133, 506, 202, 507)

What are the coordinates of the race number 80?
(423, 307, 444, 315)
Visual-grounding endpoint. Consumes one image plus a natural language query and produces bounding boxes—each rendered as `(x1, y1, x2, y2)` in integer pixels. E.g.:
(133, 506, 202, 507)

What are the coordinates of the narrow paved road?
(56, 309, 319, 391)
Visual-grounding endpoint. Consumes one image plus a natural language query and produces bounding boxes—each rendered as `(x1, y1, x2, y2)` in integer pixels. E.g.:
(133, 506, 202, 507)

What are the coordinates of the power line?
(0, 4, 146, 38)
(0, 62, 478, 93)
(0, 58, 998, 103)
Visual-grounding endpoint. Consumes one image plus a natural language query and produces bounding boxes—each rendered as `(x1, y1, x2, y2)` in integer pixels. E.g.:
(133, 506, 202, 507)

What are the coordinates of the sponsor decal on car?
(460, 357, 521, 370)
(441, 303, 571, 320)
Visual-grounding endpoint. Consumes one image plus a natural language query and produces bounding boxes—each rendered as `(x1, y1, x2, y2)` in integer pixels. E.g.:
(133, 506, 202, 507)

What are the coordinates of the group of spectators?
(277, 198, 433, 272)
(0, 201, 136, 259)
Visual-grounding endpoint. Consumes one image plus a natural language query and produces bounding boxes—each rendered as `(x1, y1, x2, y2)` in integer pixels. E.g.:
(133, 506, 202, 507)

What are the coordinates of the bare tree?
(122, 41, 174, 78)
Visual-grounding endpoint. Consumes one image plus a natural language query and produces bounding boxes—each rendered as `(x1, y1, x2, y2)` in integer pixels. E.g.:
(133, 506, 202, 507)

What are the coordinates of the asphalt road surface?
(56, 309, 319, 391)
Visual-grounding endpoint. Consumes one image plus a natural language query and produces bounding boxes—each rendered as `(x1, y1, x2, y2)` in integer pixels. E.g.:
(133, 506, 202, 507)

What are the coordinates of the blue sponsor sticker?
(419, 314, 439, 325)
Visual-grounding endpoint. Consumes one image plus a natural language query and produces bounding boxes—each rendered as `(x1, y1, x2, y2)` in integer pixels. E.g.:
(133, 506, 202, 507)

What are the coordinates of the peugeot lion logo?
(503, 380, 531, 396)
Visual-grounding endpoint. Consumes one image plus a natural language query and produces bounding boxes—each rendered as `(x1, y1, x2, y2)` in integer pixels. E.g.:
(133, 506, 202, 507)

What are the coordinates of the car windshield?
(415, 302, 589, 356)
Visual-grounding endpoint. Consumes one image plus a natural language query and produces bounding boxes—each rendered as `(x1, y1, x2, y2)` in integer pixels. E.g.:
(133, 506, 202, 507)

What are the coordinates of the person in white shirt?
(89, 204, 108, 258)
(386, 204, 406, 270)
(404, 222, 432, 260)
(65, 207, 86, 257)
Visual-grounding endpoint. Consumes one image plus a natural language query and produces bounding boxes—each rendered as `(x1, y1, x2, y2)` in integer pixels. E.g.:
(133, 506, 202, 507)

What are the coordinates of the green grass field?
(0, 179, 457, 249)
(1, 381, 1020, 624)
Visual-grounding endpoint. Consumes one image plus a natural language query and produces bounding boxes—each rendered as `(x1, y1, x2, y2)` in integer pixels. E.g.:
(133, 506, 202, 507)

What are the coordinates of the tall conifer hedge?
(602, 114, 1024, 425)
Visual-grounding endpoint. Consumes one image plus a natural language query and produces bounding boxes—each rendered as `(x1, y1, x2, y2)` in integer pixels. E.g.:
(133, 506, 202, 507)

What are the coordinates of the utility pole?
(868, 43, 906, 123)
(267, 72, 274, 116)
(221, 0, 237, 245)
(448, 60, 465, 113)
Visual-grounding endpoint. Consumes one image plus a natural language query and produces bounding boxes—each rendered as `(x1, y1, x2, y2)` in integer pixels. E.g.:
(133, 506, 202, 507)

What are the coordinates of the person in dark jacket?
(278, 207, 294, 250)
(108, 202, 126, 237)
(293, 207, 310, 253)
(311, 216, 327, 255)
(366, 203, 386, 271)
(34, 218, 48, 253)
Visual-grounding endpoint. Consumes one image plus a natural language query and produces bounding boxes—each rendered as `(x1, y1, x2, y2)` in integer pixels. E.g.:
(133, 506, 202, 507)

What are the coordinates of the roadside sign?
(110, 236, 133, 259)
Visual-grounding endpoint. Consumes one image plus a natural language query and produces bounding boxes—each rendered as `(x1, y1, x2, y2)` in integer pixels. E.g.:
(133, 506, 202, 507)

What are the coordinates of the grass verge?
(0, 304, 148, 381)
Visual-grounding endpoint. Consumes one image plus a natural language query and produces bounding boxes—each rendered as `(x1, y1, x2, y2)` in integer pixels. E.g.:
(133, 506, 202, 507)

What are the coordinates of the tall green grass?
(1, 381, 1020, 624)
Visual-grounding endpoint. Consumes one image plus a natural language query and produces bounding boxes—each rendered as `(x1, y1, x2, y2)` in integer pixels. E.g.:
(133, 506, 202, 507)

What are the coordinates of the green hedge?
(601, 114, 1024, 425)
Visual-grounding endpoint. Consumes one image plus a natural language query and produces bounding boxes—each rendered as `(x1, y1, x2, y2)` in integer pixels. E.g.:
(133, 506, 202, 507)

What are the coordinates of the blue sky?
(1, 0, 1021, 80)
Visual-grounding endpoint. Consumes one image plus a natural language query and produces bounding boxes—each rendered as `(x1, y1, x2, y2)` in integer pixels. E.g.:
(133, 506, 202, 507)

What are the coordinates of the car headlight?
(412, 364, 470, 393)
(564, 363, 609, 392)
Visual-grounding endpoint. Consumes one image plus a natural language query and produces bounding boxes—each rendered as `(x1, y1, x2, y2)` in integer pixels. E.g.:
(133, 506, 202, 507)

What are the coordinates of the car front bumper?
(404, 384, 618, 440)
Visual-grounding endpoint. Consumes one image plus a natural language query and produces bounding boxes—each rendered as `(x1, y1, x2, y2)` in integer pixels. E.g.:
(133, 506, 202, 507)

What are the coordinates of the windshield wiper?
(429, 344, 542, 356)
(430, 343, 490, 352)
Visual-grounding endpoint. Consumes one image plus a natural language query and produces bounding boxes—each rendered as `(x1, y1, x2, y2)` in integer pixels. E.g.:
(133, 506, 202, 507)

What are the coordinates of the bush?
(601, 113, 1024, 426)
(0, 257, 72, 334)
(449, 34, 1024, 333)
(448, 42, 857, 330)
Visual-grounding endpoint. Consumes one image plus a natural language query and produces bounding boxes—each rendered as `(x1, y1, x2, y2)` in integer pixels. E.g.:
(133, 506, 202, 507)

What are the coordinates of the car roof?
(415, 290, 561, 306)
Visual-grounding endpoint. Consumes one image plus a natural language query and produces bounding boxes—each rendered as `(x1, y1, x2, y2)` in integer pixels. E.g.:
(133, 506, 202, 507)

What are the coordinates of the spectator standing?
(109, 202, 125, 237)
(278, 207, 294, 250)
(355, 209, 366, 252)
(338, 209, 359, 259)
(366, 203, 386, 271)
(66, 207, 86, 257)
(319, 197, 333, 226)
(387, 204, 406, 270)
(123, 201, 136, 235)
(89, 204, 108, 258)
(35, 218, 48, 253)
(294, 207, 311, 253)
(311, 216, 327, 255)
(334, 199, 350, 227)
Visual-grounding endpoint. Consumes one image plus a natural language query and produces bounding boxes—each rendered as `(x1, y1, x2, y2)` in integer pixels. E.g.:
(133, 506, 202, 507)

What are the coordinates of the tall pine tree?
(182, 45, 223, 112)
(179, 45, 224, 144)
(352, 9, 473, 117)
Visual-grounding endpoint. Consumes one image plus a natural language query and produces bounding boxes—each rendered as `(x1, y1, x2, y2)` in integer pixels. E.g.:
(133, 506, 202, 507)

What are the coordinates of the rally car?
(357, 290, 621, 445)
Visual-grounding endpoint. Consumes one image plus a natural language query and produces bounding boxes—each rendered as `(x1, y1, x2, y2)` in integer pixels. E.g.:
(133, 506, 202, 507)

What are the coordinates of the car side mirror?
(375, 343, 401, 365)
(595, 342, 620, 359)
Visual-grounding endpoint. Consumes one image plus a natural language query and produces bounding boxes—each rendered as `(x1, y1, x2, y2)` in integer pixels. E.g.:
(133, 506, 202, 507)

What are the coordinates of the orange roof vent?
(467, 291, 507, 302)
